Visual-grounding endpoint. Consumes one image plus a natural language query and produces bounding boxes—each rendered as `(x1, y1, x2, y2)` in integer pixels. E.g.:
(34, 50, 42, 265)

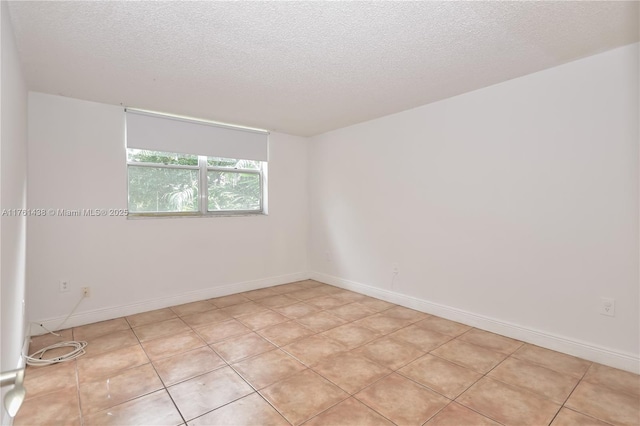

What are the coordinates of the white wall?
(1, 1, 29, 423)
(27, 93, 309, 327)
(309, 43, 639, 370)
(23, 43, 639, 373)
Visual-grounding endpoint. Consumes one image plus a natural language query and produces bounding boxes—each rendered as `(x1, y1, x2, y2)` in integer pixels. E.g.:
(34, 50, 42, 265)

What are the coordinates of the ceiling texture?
(7, 1, 639, 136)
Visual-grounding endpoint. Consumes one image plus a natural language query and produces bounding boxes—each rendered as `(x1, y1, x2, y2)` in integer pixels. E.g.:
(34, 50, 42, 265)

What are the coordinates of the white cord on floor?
(25, 293, 89, 366)
(24, 341, 88, 366)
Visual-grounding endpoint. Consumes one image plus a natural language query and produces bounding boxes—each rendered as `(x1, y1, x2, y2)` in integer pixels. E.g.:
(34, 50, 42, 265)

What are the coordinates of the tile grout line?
(136, 333, 188, 426)
(25, 281, 638, 426)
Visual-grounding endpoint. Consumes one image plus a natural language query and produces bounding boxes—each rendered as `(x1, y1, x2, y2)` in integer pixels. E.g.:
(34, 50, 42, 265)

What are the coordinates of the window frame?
(126, 151, 266, 218)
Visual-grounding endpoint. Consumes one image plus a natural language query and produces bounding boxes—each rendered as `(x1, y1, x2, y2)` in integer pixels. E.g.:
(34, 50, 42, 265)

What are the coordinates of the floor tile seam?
(73, 325, 133, 342)
(179, 389, 255, 424)
(80, 339, 141, 361)
(456, 327, 526, 355)
(80, 332, 143, 356)
(349, 370, 400, 397)
(207, 338, 272, 365)
(190, 390, 295, 426)
(557, 407, 618, 426)
(235, 318, 288, 331)
(373, 333, 428, 348)
(278, 345, 321, 369)
(443, 334, 513, 362)
(184, 313, 239, 331)
(349, 380, 411, 426)
(422, 332, 457, 354)
(76, 354, 153, 387)
(256, 298, 303, 310)
(253, 366, 315, 404)
(319, 333, 378, 351)
(171, 306, 219, 319)
(226, 346, 295, 373)
(509, 348, 594, 379)
(445, 352, 503, 422)
(249, 391, 295, 426)
(131, 321, 191, 342)
(424, 400, 510, 426)
(454, 373, 565, 425)
(578, 373, 640, 399)
(386, 351, 427, 372)
(81, 389, 182, 425)
(372, 368, 456, 403)
(480, 370, 572, 406)
(340, 351, 395, 377)
(162, 387, 189, 426)
(292, 308, 353, 322)
(21, 381, 79, 404)
(549, 357, 593, 410)
(290, 392, 352, 426)
(256, 322, 318, 347)
(418, 401, 454, 426)
(188, 317, 253, 338)
(127, 313, 180, 329)
(452, 386, 511, 426)
(139, 350, 174, 387)
(207, 294, 252, 308)
(201, 327, 257, 345)
(493, 353, 588, 403)
(428, 346, 506, 375)
(153, 358, 229, 388)
(277, 309, 321, 322)
(447, 356, 488, 401)
(21, 359, 78, 401)
(169, 299, 218, 314)
(394, 366, 473, 402)
(142, 339, 210, 363)
(306, 364, 361, 396)
(229, 355, 310, 393)
(74, 359, 84, 426)
(559, 371, 635, 425)
(79, 381, 164, 418)
(352, 318, 408, 336)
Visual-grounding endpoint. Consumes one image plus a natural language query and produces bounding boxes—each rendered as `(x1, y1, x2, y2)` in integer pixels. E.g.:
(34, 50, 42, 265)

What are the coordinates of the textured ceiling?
(7, 1, 639, 136)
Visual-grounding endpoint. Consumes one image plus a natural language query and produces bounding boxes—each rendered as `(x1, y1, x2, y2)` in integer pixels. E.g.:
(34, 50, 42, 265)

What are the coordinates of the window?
(125, 109, 268, 217)
(127, 150, 265, 215)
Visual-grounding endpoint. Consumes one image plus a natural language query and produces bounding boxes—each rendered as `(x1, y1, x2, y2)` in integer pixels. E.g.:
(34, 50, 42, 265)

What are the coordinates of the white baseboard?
(311, 271, 640, 374)
(32, 271, 311, 336)
(31, 269, 639, 374)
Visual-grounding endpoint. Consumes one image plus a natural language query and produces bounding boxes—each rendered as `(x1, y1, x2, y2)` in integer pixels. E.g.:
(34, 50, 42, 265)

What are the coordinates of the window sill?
(126, 212, 267, 220)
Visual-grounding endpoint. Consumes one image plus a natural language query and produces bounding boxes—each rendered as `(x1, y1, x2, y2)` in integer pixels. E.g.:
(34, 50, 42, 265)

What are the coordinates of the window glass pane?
(127, 149, 198, 166)
(128, 166, 199, 212)
(207, 157, 261, 170)
(208, 171, 261, 211)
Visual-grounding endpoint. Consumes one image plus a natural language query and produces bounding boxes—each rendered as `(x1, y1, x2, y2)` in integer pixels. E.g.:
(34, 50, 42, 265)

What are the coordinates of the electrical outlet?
(599, 298, 615, 317)
(59, 280, 70, 292)
(82, 287, 91, 298)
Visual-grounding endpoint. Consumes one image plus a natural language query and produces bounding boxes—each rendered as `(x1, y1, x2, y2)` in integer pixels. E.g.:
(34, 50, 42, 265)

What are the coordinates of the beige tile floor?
(15, 280, 640, 426)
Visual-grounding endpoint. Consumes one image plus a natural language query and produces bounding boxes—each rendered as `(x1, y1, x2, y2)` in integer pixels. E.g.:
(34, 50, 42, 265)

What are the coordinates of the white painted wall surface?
(309, 44, 639, 365)
(1, 2, 29, 423)
(27, 93, 309, 326)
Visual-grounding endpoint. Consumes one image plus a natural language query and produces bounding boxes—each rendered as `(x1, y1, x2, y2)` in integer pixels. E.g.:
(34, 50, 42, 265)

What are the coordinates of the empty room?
(1, 1, 638, 425)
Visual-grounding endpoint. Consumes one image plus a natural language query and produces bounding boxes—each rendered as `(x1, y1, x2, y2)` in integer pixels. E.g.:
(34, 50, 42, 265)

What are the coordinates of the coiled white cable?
(25, 292, 89, 366)
(24, 341, 88, 366)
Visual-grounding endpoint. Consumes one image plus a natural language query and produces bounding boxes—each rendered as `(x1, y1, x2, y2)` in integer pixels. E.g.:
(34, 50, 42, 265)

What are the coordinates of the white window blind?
(125, 109, 269, 161)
